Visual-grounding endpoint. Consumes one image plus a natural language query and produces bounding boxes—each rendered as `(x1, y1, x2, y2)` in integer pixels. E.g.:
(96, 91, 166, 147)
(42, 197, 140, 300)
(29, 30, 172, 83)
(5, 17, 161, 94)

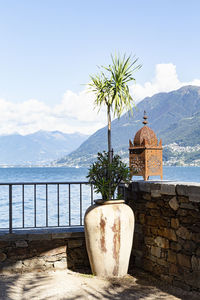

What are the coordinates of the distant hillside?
(55, 85, 200, 167)
(0, 131, 88, 165)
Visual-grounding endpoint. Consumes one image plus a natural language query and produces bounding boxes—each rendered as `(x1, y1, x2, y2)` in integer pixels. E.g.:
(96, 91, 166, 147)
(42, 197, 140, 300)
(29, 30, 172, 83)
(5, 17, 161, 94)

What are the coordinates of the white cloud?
(131, 63, 200, 103)
(0, 63, 199, 136)
(0, 90, 107, 136)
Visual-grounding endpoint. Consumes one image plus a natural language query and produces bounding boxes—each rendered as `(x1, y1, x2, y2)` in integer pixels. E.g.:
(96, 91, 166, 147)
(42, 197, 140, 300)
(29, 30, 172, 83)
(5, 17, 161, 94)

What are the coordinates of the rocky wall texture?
(0, 230, 90, 274)
(124, 181, 200, 291)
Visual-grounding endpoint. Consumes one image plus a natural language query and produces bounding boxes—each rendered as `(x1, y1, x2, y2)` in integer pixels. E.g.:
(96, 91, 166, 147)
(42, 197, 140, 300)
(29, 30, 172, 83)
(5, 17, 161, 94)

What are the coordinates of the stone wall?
(0, 229, 90, 274)
(1, 181, 200, 291)
(124, 181, 200, 291)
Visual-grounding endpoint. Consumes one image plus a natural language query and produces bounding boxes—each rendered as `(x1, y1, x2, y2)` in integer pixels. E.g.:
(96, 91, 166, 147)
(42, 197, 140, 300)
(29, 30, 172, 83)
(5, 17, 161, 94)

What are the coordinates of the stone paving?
(0, 269, 200, 300)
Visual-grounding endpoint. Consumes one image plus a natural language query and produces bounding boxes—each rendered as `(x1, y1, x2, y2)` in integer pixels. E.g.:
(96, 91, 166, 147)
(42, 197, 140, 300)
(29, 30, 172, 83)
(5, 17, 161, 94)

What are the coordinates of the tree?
(88, 54, 141, 199)
(89, 54, 141, 164)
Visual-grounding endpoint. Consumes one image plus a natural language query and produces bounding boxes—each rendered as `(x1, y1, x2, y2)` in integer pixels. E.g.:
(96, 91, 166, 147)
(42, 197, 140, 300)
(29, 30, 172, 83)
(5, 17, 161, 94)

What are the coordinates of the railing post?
(9, 184, 12, 234)
(80, 184, 82, 225)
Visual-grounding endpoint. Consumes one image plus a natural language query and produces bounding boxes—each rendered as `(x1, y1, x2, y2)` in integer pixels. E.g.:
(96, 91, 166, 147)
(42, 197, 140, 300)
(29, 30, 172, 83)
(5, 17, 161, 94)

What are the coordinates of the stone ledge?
(0, 227, 84, 241)
(133, 181, 200, 203)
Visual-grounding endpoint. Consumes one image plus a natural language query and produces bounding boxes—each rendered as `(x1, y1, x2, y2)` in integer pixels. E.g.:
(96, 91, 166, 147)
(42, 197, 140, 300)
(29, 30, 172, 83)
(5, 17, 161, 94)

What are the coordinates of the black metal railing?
(0, 181, 94, 233)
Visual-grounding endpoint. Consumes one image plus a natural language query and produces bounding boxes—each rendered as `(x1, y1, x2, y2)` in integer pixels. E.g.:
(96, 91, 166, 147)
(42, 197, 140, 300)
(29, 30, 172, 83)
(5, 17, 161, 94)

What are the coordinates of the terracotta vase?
(84, 199, 134, 277)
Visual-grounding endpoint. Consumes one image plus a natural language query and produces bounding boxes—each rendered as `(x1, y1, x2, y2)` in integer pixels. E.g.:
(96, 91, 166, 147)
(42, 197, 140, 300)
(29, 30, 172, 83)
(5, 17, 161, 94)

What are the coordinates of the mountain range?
(55, 85, 200, 167)
(0, 131, 88, 166)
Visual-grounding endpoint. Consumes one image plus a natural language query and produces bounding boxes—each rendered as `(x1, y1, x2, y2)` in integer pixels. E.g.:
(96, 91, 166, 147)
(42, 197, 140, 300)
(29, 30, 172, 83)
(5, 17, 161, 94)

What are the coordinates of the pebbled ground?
(0, 268, 199, 300)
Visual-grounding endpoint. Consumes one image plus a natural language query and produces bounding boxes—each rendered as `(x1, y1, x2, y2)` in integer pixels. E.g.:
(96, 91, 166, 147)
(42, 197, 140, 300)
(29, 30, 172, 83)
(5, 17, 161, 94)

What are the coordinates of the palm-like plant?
(88, 54, 141, 200)
(89, 54, 141, 164)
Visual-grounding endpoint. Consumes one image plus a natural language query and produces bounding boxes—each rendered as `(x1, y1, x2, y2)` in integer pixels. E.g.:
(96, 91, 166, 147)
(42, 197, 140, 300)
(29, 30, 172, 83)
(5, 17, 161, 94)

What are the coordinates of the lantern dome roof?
(133, 112, 158, 147)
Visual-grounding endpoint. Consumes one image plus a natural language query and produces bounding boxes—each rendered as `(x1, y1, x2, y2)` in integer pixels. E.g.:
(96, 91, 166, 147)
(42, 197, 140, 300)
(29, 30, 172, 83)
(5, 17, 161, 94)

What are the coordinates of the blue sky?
(0, 0, 200, 135)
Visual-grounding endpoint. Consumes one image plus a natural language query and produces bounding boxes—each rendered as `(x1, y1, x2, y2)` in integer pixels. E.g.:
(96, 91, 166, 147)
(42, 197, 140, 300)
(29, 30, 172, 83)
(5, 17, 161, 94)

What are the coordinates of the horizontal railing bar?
(0, 181, 90, 185)
(0, 225, 84, 230)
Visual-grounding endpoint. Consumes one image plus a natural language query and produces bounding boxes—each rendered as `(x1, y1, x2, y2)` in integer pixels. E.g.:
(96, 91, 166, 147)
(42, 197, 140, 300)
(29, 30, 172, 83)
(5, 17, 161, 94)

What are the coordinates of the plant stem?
(107, 105, 112, 199)
(107, 105, 112, 164)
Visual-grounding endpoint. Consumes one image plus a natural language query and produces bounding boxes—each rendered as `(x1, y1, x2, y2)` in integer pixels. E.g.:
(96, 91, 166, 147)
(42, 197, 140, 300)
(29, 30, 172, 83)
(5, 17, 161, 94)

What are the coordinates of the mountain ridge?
(0, 130, 88, 166)
(55, 85, 200, 167)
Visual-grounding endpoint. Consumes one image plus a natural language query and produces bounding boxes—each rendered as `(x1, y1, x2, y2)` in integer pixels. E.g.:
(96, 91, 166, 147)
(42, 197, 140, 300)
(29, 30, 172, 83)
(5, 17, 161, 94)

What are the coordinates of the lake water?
(0, 166, 199, 229)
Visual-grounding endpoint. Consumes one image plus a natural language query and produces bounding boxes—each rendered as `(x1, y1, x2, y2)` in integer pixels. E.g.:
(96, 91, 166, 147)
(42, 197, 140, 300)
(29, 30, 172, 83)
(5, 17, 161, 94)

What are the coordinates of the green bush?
(87, 151, 130, 201)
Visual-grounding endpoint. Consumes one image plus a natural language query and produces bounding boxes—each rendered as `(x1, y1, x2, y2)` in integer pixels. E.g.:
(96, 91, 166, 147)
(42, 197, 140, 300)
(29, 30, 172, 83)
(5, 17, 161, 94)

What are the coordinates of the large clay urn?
(84, 199, 134, 277)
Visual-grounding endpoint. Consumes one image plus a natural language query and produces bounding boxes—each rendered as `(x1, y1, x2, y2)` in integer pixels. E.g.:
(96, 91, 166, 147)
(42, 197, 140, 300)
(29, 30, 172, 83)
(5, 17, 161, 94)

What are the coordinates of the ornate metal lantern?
(129, 111, 163, 180)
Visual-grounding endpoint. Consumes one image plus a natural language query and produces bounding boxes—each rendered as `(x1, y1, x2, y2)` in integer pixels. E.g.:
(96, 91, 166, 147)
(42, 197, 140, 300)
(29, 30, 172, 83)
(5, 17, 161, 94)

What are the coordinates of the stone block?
(157, 218, 168, 227)
(133, 233, 143, 249)
(151, 190, 161, 198)
(132, 249, 143, 258)
(45, 256, 61, 262)
(147, 254, 157, 263)
(192, 233, 200, 243)
(146, 216, 158, 227)
(177, 253, 191, 268)
(158, 228, 177, 242)
(161, 184, 176, 195)
(143, 227, 151, 237)
(170, 242, 182, 252)
(183, 241, 196, 253)
(177, 209, 188, 216)
(176, 226, 192, 240)
(180, 216, 197, 224)
(151, 228, 158, 235)
(145, 202, 157, 209)
(160, 248, 167, 259)
(15, 240, 28, 248)
(68, 239, 83, 249)
(142, 193, 151, 200)
(169, 197, 179, 211)
(139, 214, 145, 224)
(154, 236, 169, 249)
(151, 246, 161, 258)
(171, 218, 179, 229)
(53, 260, 67, 269)
(156, 258, 168, 267)
(157, 199, 165, 207)
(27, 234, 52, 241)
(191, 255, 200, 271)
(169, 263, 179, 275)
(149, 209, 160, 217)
(180, 203, 198, 210)
(173, 279, 191, 291)
(52, 233, 72, 239)
(190, 210, 200, 218)
(41, 245, 66, 257)
(161, 208, 175, 217)
(167, 250, 177, 264)
(138, 182, 151, 193)
(7, 247, 27, 258)
(143, 258, 153, 272)
(131, 182, 139, 192)
(176, 184, 189, 196)
(184, 270, 200, 289)
(135, 224, 143, 234)
(154, 264, 167, 276)
(23, 258, 46, 269)
(188, 185, 200, 203)
(196, 247, 200, 256)
(0, 252, 7, 262)
(160, 274, 173, 284)
(151, 183, 162, 190)
(0, 234, 28, 241)
(178, 196, 189, 203)
(14, 260, 23, 270)
(0, 241, 10, 247)
(144, 237, 155, 246)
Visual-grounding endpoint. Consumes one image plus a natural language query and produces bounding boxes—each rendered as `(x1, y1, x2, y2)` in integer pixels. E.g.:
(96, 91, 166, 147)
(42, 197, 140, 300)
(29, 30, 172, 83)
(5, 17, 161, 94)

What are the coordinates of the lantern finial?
(143, 111, 148, 125)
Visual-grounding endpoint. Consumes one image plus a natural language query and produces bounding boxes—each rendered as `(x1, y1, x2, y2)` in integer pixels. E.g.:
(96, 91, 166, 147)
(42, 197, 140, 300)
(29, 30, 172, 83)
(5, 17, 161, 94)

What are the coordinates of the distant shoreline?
(0, 164, 200, 168)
